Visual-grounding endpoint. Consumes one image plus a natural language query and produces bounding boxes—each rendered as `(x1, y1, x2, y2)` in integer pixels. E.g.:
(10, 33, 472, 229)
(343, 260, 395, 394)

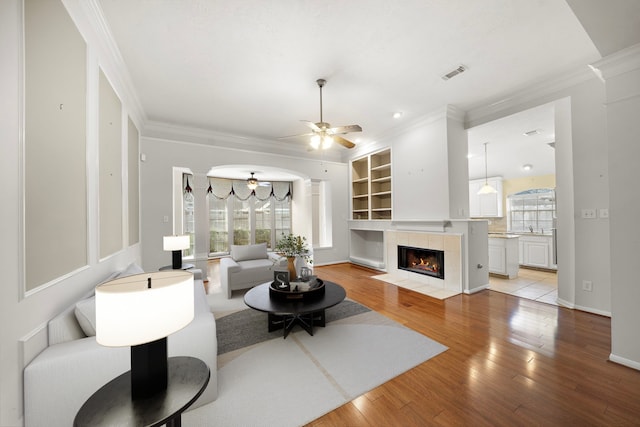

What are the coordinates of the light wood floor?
(297, 263, 640, 426)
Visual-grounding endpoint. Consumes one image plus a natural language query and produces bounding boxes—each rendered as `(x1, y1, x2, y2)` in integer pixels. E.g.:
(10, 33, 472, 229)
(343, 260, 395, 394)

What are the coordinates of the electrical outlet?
(581, 209, 596, 219)
(582, 280, 593, 292)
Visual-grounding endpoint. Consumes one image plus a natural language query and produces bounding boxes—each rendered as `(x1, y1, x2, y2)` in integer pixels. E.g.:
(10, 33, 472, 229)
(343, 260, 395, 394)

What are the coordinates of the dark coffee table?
(244, 281, 346, 338)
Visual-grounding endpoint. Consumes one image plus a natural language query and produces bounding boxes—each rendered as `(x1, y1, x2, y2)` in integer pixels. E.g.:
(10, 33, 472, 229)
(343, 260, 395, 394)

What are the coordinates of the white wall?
(1, 1, 142, 425)
(390, 112, 451, 220)
(466, 72, 611, 316)
(594, 44, 640, 370)
(139, 137, 350, 271)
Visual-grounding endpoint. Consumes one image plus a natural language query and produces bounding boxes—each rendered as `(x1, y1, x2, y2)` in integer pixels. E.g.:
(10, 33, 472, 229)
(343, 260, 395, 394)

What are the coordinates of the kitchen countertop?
(488, 233, 521, 239)
(489, 232, 553, 238)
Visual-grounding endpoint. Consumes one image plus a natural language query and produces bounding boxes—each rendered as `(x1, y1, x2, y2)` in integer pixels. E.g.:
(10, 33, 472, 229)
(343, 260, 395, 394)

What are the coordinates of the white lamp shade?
(95, 271, 194, 347)
(163, 235, 190, 251)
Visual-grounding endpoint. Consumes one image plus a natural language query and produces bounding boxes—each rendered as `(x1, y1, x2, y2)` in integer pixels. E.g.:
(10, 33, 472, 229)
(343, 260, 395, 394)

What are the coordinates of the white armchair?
(219, 243, 286, 298)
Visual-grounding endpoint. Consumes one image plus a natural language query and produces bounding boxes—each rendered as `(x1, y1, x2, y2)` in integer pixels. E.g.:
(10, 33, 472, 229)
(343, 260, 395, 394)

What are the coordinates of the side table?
(159, 263, 195, 271)
(74, 356, 209, 427)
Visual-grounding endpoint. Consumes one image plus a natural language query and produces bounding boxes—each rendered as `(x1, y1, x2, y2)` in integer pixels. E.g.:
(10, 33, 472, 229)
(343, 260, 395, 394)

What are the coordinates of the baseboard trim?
(609, 353, 640, 371)
(465, 284, 489, 294)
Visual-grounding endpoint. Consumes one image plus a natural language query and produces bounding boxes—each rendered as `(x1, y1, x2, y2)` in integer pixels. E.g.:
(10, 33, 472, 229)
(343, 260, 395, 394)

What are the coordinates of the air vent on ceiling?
(441, 65, 467, 81)
(524, 129, 540, 136)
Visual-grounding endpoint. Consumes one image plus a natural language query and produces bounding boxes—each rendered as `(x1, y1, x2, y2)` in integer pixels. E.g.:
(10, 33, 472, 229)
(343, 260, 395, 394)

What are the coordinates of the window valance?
(206, 177, 292, 201)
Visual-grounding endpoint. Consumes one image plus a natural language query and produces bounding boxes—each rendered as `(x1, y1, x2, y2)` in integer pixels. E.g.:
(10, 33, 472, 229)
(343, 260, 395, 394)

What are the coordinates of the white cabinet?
(519, 235, 556, 270)
(488, 236, 519, 278)
(469, 177, 503, 218)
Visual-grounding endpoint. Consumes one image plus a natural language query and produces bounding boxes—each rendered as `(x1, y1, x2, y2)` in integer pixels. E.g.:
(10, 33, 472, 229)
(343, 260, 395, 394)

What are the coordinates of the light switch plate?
(599, 208, 609, 218)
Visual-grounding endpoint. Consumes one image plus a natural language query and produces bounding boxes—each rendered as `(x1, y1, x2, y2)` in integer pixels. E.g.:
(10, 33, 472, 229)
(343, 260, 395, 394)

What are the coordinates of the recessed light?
(522, 164, 533, 171)
(467, 153, 474, 159)
(393, 112, 403, 119)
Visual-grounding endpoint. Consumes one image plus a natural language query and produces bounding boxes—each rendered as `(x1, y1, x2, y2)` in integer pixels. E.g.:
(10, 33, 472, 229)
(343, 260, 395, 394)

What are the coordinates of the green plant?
(275, 233, 312, 264)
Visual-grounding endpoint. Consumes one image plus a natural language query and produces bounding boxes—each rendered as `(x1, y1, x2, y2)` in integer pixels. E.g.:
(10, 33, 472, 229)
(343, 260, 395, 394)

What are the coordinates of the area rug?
(183, 299, 448, 426)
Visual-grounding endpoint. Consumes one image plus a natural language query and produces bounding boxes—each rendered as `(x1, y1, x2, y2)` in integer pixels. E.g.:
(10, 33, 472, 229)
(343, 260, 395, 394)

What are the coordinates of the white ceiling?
(95, 0, 618, 180)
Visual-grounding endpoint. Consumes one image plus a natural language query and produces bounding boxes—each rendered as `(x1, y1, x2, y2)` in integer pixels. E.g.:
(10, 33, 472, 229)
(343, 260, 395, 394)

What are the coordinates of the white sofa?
(220, 243, 287, 298)
(23, 264, 218, 427)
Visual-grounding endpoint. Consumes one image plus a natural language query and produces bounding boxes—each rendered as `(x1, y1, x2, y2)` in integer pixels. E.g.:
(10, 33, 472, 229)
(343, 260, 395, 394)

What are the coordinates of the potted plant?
(274, 233, 312, 280)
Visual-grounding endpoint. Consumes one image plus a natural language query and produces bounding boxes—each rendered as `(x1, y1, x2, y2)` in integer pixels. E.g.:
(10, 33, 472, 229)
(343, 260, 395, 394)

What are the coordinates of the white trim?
(18, 0, 25, 300)
(23, 265, 91, 299)
(572, 304, 611, 318)
(465, 284, 489, 294)
(121, 105, 129, 248)
(609, 353, 640, 371)
(465, 66, 598, 126)
(591, 42, 640, 79)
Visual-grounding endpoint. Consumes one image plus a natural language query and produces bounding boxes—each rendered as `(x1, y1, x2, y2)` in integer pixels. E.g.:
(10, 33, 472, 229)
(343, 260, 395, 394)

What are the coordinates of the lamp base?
(172, 250, 182, 270)
(131, 337, 168, 400)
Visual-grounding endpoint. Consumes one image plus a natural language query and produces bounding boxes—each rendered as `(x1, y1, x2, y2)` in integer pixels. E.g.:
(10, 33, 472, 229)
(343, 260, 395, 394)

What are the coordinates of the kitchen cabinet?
(469, 177, 503, 217)
(518, 234, 556, 270)
(488, 235, 519, 278)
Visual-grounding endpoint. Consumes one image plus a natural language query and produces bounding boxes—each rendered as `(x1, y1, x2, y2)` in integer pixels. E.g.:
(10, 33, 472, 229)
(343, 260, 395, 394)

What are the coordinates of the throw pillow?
(231, 243, 268, 261)
(116, 262, 144, 278)
(74, 296, 97, 337)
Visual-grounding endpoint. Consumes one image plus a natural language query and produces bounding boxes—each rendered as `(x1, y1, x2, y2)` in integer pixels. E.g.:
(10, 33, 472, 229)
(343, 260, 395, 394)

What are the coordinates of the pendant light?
(246, 172, 259, 190)
(478, 142, 497, 195)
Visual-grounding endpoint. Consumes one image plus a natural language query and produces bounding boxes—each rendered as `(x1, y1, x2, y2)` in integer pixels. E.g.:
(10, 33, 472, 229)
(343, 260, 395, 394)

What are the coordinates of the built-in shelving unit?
(351, 156, 369, 220)
(351, 148, 392, 220)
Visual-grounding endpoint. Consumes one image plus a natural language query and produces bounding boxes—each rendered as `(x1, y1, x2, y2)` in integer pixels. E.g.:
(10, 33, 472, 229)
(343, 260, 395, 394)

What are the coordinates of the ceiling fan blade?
(334, 135, 356, 149)
(329, 124, 362, 135)
(301, 120, 322, 132)
(277, 132, 314, 139)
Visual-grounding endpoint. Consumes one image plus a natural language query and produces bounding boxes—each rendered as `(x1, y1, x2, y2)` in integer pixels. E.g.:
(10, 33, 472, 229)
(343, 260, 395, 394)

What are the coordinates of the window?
(311, 180, 332, 248)
(232, 197, 251, 245)
(182, 173, 195, 257)
(508, 189, 555, 234)
(204, 177, 292, 254)
(274, 197, 291, 243)
(254, 198, 272, 248)
(208, 195, 228, 254)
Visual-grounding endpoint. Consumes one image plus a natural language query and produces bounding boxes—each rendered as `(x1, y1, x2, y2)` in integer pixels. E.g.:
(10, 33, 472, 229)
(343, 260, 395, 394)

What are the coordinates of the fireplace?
(397, 245, 445, 280)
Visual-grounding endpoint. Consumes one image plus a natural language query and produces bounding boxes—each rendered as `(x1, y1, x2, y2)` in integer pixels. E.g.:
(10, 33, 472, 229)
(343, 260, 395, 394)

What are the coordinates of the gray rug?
(184, 300, 448, 427)
(216, 300, 371, 354)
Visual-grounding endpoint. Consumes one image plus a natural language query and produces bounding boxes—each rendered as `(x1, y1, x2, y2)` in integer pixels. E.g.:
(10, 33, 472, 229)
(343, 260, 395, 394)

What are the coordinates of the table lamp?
(163, 235, 190, 269)
(95, 270, 194, 399)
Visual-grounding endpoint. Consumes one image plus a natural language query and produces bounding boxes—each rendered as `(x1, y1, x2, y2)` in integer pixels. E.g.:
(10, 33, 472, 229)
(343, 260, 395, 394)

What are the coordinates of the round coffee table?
(244, 281, 346, 338)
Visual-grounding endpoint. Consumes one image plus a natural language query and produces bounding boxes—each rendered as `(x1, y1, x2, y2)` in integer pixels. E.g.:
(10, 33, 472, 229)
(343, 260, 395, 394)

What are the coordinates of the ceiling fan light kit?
(246, 172, 259, 190)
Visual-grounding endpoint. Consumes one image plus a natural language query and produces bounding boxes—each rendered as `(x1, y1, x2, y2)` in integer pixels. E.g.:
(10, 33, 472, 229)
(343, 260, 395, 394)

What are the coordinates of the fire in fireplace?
(397, 245, 445, 280)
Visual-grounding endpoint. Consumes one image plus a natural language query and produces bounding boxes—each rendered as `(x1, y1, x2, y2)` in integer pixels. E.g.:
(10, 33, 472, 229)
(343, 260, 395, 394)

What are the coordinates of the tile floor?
(371, 274, 461, 300)
(489, 268, 558, 305)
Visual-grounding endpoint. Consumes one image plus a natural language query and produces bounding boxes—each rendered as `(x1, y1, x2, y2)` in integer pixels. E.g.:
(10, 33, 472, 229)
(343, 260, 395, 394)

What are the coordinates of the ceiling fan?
(281, 79, 362, 150)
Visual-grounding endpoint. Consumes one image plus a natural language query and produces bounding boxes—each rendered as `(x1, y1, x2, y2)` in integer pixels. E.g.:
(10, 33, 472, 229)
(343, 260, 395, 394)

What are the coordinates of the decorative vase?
(287, 256, 297, 281)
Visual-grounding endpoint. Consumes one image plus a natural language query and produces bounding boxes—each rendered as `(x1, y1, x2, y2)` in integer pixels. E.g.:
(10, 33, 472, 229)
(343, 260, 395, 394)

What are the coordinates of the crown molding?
(465, 65, 599, 127)
(590, 42, 640, 79)
(143, 121, 343, 162)
(62, 0, 146, 129)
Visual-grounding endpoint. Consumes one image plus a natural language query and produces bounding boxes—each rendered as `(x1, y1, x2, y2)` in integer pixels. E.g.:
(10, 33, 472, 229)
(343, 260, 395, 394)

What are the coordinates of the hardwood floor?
(300, 263, 640, 426)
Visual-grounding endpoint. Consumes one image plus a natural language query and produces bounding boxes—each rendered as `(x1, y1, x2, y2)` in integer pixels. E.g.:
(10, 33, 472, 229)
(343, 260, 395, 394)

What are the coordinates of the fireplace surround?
(397, 245, 445, 280)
